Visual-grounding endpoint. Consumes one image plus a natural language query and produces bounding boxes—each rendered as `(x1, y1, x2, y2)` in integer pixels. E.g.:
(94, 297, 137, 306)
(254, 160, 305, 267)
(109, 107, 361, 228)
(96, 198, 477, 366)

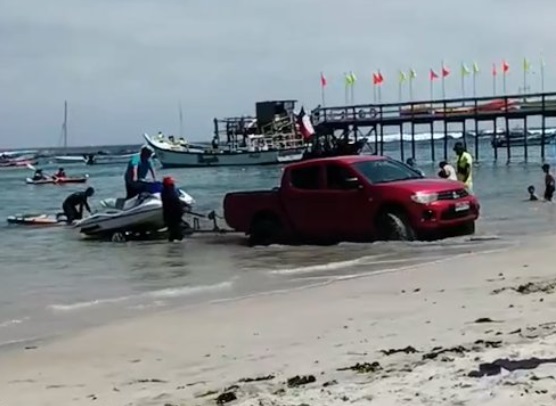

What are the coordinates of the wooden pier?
(311, 92, 556, 163)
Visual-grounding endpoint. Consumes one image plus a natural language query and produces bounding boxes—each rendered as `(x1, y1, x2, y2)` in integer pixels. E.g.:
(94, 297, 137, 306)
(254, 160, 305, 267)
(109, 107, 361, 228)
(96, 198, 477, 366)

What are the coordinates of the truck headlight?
(411, 192, 439, 204)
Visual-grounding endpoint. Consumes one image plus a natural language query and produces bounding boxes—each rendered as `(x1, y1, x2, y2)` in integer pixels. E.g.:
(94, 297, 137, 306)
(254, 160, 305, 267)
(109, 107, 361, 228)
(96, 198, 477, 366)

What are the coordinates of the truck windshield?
(352, 159, 424, 184)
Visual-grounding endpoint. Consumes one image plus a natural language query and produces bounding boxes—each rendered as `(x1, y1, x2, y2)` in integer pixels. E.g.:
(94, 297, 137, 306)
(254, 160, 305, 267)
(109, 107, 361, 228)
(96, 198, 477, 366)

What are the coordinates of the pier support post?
(523, 116, 528, 162)
(429, 121, 435, 163)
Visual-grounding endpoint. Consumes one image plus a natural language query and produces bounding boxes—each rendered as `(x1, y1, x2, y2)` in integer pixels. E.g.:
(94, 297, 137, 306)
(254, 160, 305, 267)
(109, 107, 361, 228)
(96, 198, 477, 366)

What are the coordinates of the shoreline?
(3, 235, 556, 404)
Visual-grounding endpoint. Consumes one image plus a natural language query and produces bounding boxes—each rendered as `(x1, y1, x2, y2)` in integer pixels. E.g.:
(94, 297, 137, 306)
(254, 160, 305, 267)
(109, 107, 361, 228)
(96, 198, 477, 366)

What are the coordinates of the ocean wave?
(0, 317, 29, 329)
(268, 256, 379, 275)
(48, 280, 234, 312)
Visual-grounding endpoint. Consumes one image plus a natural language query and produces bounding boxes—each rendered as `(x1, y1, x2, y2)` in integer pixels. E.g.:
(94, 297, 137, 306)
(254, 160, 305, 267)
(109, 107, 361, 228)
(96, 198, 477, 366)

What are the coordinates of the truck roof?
(287, 155, 386, 170)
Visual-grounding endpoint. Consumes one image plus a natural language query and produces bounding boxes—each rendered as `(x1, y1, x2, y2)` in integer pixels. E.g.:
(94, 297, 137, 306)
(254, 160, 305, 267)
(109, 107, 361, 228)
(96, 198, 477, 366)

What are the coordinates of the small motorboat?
(73, 182, 195, 238)
(7, 213, 66, 226)
(25, 175, 89, 185)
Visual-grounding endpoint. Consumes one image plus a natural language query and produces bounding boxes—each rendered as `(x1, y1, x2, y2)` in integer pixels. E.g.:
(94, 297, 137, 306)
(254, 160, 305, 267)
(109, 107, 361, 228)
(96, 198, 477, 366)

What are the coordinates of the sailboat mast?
(63, 100, 68, 149)
(178, 101, 183, 138)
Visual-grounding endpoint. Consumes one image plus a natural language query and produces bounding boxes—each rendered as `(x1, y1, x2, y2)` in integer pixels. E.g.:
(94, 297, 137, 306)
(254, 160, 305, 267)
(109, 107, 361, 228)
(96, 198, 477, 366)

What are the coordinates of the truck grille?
(437, 189, 469, 201)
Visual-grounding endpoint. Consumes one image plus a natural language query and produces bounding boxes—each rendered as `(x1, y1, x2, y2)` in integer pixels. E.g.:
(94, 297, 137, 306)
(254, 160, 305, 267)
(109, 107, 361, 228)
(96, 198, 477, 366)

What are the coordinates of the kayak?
(7, 213, 66, 226)
(25, 175, 89, 185)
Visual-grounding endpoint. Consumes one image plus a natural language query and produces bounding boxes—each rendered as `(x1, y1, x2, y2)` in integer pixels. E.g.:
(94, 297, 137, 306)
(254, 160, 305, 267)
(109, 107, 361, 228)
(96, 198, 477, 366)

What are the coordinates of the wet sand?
(3, 235, 556, 405)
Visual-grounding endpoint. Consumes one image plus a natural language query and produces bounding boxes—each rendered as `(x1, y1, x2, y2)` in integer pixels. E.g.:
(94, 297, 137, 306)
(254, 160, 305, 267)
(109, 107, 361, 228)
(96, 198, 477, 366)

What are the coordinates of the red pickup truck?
(223, 155, 480, 245)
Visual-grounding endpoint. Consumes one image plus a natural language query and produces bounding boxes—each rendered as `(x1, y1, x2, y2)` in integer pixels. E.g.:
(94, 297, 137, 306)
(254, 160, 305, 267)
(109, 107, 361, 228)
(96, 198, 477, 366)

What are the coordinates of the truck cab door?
(281, 164, 336, 240)
(321, 164, 373, 240)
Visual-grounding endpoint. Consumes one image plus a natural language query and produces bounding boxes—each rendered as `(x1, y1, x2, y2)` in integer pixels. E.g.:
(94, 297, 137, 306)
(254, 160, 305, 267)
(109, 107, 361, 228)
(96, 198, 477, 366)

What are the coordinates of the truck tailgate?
(223, 189, 281, 232)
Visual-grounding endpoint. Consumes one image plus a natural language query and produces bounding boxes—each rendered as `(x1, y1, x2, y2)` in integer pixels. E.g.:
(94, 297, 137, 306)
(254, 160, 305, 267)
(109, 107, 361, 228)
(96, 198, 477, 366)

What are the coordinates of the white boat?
(74, 183, 194, 237)
(53, 155, 86, 164)
(54, 153, 136, 165)
(144, 100, 308, 168)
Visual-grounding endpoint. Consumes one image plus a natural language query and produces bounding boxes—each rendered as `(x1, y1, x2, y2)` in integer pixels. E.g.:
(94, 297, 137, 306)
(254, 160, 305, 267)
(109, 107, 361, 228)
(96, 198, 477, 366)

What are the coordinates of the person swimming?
(527, 185, 539, 201)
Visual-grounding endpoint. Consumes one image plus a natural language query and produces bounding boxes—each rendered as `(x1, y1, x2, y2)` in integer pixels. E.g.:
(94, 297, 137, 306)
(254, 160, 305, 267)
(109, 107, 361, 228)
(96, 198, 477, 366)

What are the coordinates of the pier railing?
(311, 91, 556, 163)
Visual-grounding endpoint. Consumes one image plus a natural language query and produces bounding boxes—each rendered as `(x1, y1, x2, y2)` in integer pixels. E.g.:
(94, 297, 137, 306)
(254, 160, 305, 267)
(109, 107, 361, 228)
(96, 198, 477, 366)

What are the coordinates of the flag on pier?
(320, 72, 327, 106)
(429, 69, 438, 101)
(492, 63, 497, 95)
(461, 63, 470, 98)
(408, 68, 417, 100)
(461, 63, 470, 77)
(440, 62, 450, 99)
(297, 106, 315, 141)
(522, 58, 532, 94)
(442, 64, 450, 77)
(471, 62, 479, 97)
(372, 71, 384, 103)
(398, 70, 407, 102)
(344, 71, 356, 104)
(501, 60, 509, 94)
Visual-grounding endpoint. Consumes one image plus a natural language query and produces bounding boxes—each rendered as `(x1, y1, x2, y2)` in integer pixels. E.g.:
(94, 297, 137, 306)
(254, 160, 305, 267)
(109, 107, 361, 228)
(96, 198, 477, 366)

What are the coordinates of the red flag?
(372, 72, 384, 86)
(320, 72, 327, 87)
(429, 69, 439, 81)
(502, 60, 510, 74)
(442, 65, 450, 77)
(492, 63, 497, 76)
(297, 107, 315, 140)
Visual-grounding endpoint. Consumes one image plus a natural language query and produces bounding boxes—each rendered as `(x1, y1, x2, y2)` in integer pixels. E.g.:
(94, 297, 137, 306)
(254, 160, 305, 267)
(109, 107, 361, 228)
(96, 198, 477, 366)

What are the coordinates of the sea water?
(1, 139, 556, 347)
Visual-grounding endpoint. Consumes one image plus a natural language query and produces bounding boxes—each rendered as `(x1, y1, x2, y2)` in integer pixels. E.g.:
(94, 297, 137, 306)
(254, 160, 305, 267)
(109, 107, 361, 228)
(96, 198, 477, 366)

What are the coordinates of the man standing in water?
(124, 146, 156, 199)
(453, 142, 473, 192)
(542, 164, 555, 202)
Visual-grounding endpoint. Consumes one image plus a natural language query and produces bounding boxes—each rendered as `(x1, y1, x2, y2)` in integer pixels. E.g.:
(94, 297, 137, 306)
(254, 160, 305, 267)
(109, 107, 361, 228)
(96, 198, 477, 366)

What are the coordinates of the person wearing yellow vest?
(453, 142, 473, 192)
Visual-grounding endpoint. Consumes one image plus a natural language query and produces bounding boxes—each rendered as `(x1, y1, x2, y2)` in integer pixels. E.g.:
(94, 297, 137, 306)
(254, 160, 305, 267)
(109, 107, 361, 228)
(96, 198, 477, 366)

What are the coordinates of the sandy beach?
(3, 235, 556, 406)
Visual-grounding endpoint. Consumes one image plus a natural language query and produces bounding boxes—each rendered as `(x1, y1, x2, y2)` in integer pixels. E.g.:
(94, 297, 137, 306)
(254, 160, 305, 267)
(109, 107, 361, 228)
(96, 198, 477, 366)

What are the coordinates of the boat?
(7, 213, 66, 226)
(54, 153, 135, 165)
(144, 100, 308, 168)
(0, 158, 38, 168)
(25, 175, 89, 185)
(491, 127, 556, 148)
(74, 182, 195, 238)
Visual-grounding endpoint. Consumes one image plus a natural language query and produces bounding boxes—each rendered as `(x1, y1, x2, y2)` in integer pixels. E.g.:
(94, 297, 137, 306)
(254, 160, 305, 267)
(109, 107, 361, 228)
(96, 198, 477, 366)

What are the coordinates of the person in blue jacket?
(124, 146, 156, 199)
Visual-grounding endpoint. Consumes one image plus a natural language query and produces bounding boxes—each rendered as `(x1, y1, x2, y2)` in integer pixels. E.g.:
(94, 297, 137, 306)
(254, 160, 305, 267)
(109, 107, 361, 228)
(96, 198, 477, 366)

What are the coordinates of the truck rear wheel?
(249, 216, 282, 246)
(377, 211, 415, 241)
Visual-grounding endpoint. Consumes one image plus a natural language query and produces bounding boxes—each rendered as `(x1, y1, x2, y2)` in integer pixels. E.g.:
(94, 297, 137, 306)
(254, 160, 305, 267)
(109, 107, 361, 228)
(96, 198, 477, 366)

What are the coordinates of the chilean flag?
(297, 107, 315, 140)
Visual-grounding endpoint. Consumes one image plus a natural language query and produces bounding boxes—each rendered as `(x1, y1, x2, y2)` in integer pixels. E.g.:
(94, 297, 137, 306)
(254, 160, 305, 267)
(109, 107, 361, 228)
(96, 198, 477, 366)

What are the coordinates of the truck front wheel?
(249, 216, 283, 246)
(376, 211, 415, 241)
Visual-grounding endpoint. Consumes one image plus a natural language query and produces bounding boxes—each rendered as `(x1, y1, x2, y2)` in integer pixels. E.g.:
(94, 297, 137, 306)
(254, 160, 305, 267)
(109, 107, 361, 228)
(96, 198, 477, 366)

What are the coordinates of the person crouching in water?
(62, 187, 94, 224)
(438, 161, 457, 180)
(161, 176, 184, 242)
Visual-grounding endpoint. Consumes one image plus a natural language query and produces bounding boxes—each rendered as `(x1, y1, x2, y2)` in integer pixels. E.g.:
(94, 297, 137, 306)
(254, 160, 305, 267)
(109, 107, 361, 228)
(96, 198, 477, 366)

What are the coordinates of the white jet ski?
(74, 182, 194, 238)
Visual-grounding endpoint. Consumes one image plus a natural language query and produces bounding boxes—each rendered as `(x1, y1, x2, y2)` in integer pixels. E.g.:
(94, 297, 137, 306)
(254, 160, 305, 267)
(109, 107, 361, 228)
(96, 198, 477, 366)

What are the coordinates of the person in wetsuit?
(32, 169, 48, 181)
(62, 187, 95, 224)
(161, 176, 184, 242)
(542, 164, 555, 201)
(124, 146, 156, 199)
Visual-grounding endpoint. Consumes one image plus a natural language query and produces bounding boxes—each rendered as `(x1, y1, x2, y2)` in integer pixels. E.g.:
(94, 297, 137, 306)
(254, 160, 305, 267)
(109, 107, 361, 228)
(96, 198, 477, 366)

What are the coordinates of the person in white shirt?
(438, 161, 457, 181)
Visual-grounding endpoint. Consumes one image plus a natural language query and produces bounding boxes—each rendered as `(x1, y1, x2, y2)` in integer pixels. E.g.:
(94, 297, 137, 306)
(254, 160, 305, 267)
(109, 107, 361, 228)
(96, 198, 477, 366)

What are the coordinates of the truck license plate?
(455, 202, 470, 212)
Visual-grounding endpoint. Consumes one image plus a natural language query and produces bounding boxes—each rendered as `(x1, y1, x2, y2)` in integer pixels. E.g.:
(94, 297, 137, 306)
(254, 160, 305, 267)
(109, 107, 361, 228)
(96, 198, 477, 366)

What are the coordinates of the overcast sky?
(1, 0, 554, 148)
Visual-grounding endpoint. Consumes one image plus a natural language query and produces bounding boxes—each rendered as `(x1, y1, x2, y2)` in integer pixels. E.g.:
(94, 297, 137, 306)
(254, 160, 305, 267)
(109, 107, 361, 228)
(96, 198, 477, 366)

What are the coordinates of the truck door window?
(326, 165, 357, 190)
(290, 166, 321, 190)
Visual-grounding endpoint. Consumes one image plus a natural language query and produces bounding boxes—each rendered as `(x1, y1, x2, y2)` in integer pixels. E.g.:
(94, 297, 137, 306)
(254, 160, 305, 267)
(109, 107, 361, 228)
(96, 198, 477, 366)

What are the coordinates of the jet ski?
(73, 181, 194, 238)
